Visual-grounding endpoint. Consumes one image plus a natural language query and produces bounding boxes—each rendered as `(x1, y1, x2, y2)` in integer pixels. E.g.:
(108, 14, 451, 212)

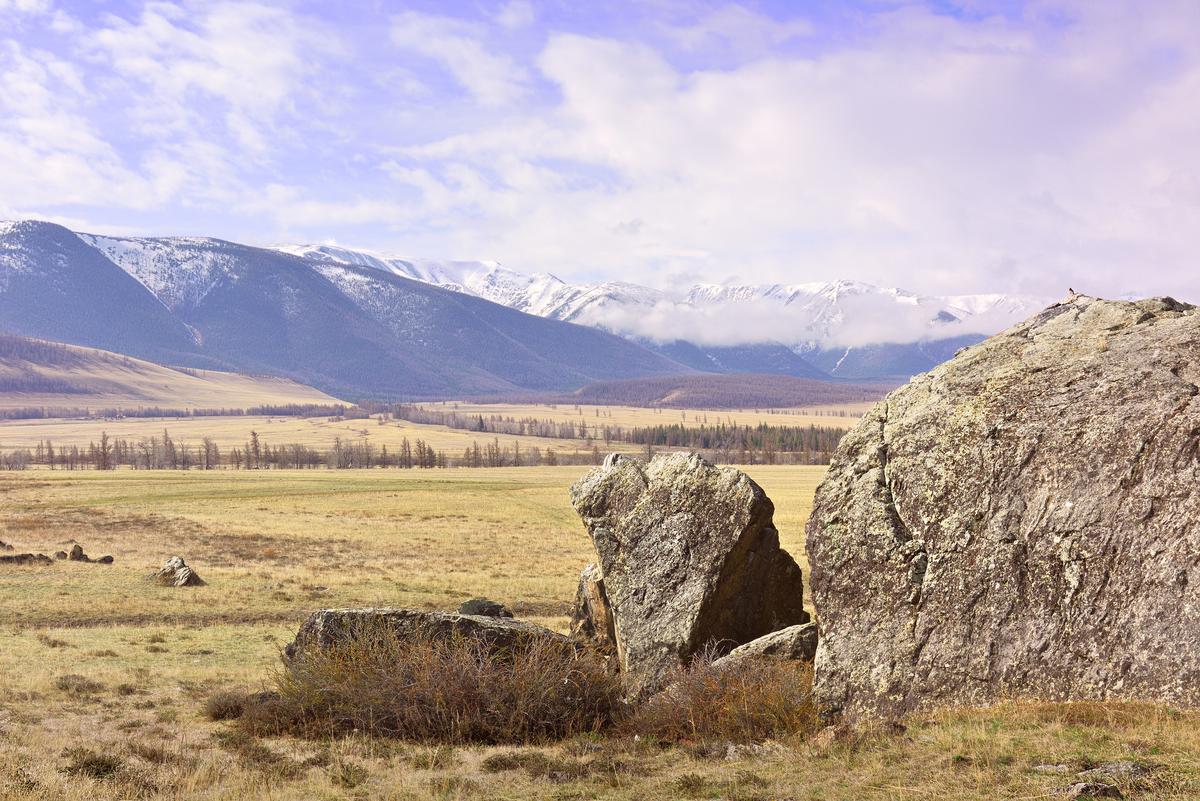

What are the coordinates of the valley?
(2, 467, 1195, 800)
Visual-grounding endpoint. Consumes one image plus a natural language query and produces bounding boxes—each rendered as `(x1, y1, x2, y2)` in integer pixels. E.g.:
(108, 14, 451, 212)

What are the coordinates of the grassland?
(0, 400, 865, 462)
(2, 466, 1199, 800)
(0, 335, 342, 411)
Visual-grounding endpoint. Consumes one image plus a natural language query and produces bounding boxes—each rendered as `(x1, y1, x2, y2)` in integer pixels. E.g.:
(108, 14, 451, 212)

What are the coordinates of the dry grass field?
(0, 413, 625, 458)
(2, 466, 1199, 800)
(0, 336, 342, 411)
(417, 401, 871, 432)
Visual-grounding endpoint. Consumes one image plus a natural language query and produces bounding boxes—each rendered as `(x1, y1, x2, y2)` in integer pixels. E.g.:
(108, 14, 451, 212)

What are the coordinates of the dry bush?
(244, 627, 624, 744)
(621, 653, 819, 744)
(55, 674, 104, 696)
(61, 747, 123, 779)
(204, 690, 252, 721)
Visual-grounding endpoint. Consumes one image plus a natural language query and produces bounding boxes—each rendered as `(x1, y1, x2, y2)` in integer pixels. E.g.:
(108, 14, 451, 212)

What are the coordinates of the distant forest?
(471, 372, 892, 409)
(0, 411, 850, 471)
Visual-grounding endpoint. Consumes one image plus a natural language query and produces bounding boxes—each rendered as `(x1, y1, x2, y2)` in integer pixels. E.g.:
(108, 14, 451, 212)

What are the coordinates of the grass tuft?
(622, 652, 819, 745)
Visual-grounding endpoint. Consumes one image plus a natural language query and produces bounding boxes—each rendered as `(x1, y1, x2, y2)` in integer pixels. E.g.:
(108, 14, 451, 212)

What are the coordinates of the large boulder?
(284, 608, 572, 662)
(807, 295, 1200, 720)
(570, 451, 809, 698)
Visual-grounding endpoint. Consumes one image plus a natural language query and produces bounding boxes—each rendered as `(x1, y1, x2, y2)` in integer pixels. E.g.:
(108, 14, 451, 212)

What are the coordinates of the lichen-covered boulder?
(807, 294, 1200, 720)
(283, 608, 572, 662)
(570, 451, 808, 698)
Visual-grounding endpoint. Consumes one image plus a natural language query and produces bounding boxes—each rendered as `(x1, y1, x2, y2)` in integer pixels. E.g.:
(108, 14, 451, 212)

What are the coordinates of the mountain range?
(275, 243, 1048, 379)
(0, 220, 1048, 399)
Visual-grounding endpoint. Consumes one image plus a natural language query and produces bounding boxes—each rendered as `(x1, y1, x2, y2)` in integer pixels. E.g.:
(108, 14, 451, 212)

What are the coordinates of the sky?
(1, 0, 1198, 299)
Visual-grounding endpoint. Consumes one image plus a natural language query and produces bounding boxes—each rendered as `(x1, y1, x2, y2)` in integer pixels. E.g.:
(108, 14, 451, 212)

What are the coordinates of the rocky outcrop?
(570, 452, 808, 698)
(711, 623, 818, 670)
(65, 544, 113, 564)
(807, 295, 1200, 719)
(284, 608, 572, 662)
(154, 556, 205, 587)
(0, 552, 53, 565)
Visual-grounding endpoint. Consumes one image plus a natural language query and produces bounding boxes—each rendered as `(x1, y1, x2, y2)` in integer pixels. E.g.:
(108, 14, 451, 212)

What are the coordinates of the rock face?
(154, 556, 205, 587)
(807, 295, 1200, 720)
(284, 608, 572, 662)
(569, 564, 616, 654)
(711, 622, 818, 670)
(570, 451, 809, 698)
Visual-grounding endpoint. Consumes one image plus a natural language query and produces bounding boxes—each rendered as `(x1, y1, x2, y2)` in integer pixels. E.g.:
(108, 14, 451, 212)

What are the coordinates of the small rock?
(1059, 782, 1123, 799)
(53, 551, 67, 560)
(154, 556, 205, 587)
(457, 598, 513, 618)
(724, 742, 788, 761)
(569, 563, 615, 653)
(0, 539, 12, 551)
(95, 555, 114, 564)
(67, 544, 87, 561)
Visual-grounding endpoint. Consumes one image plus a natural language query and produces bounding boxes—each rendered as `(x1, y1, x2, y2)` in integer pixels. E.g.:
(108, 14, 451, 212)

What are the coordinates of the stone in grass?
(457, 598, 513, 618)
(154, 556, 205, 587)
(1058, 782, 1123, 799)
(710, 623, 818, 670)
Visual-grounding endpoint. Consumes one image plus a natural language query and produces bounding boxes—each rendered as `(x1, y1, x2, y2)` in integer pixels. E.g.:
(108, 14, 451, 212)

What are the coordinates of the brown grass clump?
(244, 626, 624, 744)
(61, 747, 123, 779)
(622, 653, 819, 744)
(54, 674, 104, 696)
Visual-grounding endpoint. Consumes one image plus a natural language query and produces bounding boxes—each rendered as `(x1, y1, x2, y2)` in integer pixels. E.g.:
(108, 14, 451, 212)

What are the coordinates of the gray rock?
(154, 556, 205, 587)
(1059, 783, 1123, 799)
(569, 563, 616, 654)
(52, 551, 67, 560)
(67, 544, 86, 562)
(457, 598, 513, 618)
(0, 553, 53, 566)
(1076, 762, 1153, 781)
(570, 451, 808, 699)
(95, 555, 113, 565)
(1034, 765, 1072, 775)
(711, 623, 818, 670)
(808, 294, 1200, 720)
(284, 608, 573, 662)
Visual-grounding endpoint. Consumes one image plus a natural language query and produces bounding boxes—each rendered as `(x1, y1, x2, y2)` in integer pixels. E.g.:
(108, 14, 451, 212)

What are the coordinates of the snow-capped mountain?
(0, 221, 690, 398)
(273, 243, 1049, 377)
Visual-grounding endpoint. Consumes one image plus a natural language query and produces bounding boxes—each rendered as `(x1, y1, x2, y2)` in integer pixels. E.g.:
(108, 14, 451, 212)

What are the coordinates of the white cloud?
(495, 1, 535, 31)
(390, 11, 528, 107)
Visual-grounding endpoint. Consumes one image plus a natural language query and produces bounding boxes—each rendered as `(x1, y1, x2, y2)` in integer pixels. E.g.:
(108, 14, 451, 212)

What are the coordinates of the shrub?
(204, 691, 251, 721)
(251, 626, 624, 744)
(61, 747, 123, 779)
(621, 652, 819, 744)
(55, 674, 104, 696)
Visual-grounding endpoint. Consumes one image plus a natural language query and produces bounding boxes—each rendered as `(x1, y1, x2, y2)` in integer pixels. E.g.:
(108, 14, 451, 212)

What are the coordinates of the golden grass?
(0, 339, 342, 410)
(421, 400, 871, 432)
(1, 466, 1198, 800)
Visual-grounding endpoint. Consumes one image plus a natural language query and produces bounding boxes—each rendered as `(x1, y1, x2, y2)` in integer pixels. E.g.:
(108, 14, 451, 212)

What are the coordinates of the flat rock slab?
(284, 608, 572, 662)
(571, 451, 808, 698)
(711, 623, 818, 670)
(807, 295, 1200, 720)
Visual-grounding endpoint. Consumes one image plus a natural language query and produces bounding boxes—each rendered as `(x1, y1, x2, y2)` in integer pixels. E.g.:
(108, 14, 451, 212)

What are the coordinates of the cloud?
(495, 1, 535, 31)
(390, 11, 528, 107)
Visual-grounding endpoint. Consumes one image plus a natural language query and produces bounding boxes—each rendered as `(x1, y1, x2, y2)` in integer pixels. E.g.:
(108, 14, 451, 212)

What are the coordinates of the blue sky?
(1, 0, 1198, 298)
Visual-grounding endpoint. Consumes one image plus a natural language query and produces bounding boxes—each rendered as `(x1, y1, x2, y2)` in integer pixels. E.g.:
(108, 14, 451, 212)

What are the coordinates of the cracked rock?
(570, 451, 808, 699)
(808, 294, 1200, 719)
